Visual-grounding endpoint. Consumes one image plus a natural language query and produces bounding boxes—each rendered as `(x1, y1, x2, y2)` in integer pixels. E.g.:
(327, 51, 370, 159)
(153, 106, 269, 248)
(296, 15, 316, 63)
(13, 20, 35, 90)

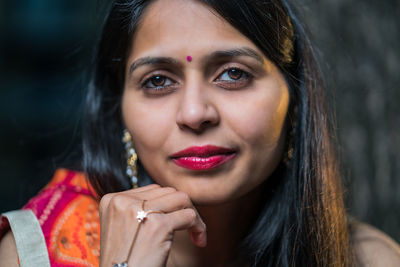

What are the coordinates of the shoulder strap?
(2, 210, 51, 267)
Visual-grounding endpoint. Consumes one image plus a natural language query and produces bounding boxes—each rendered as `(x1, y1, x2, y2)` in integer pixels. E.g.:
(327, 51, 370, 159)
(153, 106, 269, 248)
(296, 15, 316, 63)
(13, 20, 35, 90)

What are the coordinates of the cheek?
(122, 92, 174, 152)
(226, 82, 289, 147)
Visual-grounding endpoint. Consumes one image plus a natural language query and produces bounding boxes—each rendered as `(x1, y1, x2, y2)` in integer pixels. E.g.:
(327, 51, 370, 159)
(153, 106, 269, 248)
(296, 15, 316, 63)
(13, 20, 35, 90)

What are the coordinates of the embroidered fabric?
(0, 169, 101, 267)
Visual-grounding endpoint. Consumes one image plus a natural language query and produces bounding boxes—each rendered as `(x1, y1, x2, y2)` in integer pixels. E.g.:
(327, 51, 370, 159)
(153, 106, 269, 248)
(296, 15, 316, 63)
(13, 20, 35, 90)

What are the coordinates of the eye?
(214, 67, 253, 89)
(143, 75, 173, 88)
(220, 68, 245, 81)
(141, 74, 178, 94)
(150, 75, 166, 87)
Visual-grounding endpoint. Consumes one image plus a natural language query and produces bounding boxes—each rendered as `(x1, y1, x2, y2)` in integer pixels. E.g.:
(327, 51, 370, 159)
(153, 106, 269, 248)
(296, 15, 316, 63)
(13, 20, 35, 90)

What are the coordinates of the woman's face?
(122, 0, 289, 205)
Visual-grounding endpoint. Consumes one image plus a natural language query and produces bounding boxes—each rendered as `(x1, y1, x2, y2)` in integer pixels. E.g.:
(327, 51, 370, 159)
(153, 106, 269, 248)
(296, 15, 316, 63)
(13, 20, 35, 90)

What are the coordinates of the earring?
(283, 126, 294, 165)
(122, 129, 138, 188)
(283, 144, 293, 163)
(283, 106, 297, 166)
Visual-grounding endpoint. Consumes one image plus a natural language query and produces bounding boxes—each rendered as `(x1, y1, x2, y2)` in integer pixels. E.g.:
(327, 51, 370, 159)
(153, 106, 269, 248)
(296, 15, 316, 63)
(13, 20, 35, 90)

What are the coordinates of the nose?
(176, 82, 219, 133)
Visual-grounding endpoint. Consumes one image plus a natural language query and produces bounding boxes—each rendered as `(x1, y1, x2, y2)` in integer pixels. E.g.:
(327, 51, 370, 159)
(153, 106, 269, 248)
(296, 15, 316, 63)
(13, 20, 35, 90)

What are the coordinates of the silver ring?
(136, 200, 163, 222)
(112, 201, 163, 266)
(136, 209, 162, 222)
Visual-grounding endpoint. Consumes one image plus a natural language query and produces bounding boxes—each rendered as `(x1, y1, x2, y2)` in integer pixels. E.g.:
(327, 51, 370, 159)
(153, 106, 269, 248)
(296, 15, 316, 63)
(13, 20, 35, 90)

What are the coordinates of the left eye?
(219, 68, 246, 81)
(214, 68, 252, 89)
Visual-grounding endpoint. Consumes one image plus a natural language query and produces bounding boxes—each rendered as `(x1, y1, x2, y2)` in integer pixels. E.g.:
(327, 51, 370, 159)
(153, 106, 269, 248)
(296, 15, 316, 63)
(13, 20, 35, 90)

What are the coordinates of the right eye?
(140, 74, 178, 94)
(142, 75, 173, 88)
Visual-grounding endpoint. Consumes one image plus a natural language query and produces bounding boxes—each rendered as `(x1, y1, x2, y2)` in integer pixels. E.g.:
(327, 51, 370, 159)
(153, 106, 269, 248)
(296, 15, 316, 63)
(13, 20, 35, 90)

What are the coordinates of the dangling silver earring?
(122, 129, 138, 188)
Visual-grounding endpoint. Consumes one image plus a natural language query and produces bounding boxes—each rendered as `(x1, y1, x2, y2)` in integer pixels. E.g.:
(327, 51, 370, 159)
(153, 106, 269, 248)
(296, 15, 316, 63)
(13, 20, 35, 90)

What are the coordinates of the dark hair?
(82, 0, 354, 266)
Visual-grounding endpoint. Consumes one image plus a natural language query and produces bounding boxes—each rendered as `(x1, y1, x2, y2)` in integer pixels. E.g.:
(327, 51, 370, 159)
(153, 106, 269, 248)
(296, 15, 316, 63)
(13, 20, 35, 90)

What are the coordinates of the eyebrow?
(129, 57, 181, 74)
(128, 47, 264, 75)
(204, 47, 264, 65)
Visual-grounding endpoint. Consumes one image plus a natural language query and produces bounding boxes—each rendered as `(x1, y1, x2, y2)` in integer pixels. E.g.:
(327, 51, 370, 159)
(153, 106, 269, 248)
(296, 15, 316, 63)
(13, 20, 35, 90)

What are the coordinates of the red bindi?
(186, 56, 192, 62)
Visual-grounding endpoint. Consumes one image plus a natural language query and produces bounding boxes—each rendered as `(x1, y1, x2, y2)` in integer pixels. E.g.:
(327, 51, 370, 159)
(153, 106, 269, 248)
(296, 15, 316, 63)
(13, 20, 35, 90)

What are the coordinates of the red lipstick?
(170, 145, 237, 171)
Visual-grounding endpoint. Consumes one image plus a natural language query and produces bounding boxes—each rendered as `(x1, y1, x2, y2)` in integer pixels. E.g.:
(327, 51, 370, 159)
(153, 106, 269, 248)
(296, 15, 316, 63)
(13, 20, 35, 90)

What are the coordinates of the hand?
(99, 184, 207, 267)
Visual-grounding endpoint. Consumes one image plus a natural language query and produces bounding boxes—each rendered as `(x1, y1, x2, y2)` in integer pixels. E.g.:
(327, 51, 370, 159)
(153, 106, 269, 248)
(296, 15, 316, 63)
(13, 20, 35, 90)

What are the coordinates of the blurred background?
(0, 0, 399, 242)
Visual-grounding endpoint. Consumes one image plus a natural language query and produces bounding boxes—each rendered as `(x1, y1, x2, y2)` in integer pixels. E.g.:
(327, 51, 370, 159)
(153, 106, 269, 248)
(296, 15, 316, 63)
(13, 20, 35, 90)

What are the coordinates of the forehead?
(129, 0, 258, 61)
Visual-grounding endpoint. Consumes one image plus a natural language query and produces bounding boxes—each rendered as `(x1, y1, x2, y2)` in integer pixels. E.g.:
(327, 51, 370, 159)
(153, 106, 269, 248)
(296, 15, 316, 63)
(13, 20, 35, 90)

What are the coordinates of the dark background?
(1, 0, 399, 242)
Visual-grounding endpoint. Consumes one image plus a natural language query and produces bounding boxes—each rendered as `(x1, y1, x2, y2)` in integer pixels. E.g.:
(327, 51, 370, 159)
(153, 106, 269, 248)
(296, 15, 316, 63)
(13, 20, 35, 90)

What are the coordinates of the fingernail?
(191, 232, 207, 247)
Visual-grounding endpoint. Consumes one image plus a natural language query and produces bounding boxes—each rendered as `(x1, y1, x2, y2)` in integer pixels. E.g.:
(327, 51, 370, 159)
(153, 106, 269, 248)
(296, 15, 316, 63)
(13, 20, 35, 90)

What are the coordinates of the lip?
(170, 145, 237, 171)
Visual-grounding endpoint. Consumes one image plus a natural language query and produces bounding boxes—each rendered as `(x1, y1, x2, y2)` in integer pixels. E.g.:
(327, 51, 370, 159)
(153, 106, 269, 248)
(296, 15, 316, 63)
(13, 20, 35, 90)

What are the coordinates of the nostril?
(175, 94, 220, 131)
(177, 119, 219, 134)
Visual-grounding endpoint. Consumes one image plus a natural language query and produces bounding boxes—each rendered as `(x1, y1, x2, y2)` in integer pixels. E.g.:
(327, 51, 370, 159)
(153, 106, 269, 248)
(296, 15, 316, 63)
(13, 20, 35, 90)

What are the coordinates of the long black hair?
(82, 0, 354, 266)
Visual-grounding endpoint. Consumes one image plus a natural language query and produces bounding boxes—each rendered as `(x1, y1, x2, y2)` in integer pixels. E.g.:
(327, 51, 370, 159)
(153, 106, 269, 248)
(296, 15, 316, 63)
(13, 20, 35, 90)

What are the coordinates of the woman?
(1, 0, 399, 266)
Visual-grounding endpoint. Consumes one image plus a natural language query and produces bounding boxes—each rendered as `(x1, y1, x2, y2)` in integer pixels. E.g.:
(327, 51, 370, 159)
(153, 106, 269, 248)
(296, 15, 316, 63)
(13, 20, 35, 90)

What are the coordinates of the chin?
(173, 179, 244, 206)
(188, 194, 232, 206)
(190, 194, 227, 206)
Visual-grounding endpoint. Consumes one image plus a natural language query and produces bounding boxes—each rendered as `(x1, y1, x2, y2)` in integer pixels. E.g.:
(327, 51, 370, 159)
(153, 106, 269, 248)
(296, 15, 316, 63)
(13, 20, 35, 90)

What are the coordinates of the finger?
(121, 184, 178, 202)
(126, 183, 160, 193)
(144, 191, 206, 246)
(100, 184, 158, 209)
(134, 186, 177, 200)
(99, 192, 116, 214)
(162, 209, 207, 247)
(145, 191, 193, 213)
(102, 186, 176, 215)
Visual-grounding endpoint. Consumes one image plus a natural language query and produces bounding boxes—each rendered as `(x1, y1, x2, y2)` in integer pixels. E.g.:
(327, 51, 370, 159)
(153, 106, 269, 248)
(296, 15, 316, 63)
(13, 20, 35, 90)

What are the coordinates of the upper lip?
(170, 145, 236, 158)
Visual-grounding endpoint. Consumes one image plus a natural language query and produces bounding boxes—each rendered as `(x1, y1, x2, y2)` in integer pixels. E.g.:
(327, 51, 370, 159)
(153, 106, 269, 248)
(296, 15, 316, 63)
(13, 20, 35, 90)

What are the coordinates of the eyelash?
(214, 67, 253, 89)
(141, 74, 178, 94)
(140, 67, 253, 94)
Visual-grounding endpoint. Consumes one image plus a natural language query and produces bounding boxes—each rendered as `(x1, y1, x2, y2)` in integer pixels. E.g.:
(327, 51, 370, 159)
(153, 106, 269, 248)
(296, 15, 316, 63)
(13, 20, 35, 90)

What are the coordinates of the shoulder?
(0, 231, 19, 266)
(22, 168, 98, 216)
(25, 169, 101, 265)
(351, 221, 400, 267)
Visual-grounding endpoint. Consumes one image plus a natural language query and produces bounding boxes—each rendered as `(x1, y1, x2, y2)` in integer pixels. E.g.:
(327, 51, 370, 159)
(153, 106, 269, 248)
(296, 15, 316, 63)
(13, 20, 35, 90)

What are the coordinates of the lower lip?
(172, 154, 236, 171)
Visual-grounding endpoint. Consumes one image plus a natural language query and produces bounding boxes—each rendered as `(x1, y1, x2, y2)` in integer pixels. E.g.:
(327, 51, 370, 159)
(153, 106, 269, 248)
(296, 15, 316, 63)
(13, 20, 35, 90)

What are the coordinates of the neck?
(167, 186, 264, 267)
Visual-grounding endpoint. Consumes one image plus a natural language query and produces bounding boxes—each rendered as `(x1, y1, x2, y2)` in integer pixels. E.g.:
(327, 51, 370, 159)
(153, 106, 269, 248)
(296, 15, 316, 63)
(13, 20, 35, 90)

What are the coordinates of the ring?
(136, 210, 162, 222)
(113, 200, 163, 266)
(136, 200, 163, 223)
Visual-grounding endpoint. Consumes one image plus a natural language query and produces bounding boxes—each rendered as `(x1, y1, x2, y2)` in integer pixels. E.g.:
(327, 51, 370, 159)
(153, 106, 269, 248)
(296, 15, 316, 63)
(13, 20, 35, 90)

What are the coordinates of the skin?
(103, 0, 289, 266)
(123, 0, 289, 206)
(2, 0, 286, 263)
(1, 0, 291, 265)
(0, 0, 399, 266)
